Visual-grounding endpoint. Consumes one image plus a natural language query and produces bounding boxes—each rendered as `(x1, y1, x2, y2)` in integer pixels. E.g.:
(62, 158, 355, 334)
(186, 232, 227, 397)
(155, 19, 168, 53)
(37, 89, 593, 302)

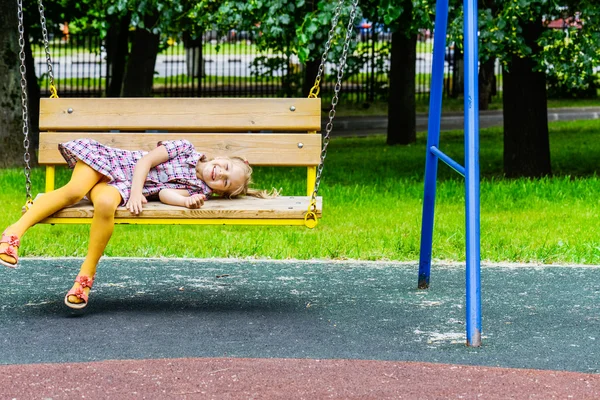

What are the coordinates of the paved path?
(331, 106, 600, 136)
(1, 258, 599, 398)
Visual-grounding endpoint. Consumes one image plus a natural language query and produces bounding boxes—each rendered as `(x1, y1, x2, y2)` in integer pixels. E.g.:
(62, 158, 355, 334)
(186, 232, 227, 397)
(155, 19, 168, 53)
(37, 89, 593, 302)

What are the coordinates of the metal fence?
(35, 30, 502, 103)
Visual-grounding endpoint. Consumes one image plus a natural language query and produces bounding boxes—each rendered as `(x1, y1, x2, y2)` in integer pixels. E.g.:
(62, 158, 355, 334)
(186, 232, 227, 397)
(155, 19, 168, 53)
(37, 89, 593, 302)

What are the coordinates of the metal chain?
(309, 0, 359, 212)
(307, 0, 344, 98)
(38, 0, 58, 97)
(16, 0, 33, 206)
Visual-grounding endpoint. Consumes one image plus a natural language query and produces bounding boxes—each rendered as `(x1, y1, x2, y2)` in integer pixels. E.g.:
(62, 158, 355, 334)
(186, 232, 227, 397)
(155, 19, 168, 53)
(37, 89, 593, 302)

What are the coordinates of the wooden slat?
(38, 132, 322, 166)
(32, 194, 322, 220)
(40, 98, 321, 132)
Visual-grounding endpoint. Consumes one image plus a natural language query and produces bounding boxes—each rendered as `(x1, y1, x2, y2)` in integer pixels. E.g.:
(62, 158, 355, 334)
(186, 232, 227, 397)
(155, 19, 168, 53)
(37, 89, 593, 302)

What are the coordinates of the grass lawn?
(1, 119, 599, 264)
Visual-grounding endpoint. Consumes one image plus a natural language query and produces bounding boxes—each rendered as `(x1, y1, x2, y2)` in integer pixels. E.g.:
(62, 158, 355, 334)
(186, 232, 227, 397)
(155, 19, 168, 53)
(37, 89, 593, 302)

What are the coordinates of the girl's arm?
(126, 145, 170, 214)
(159, 189, 206, 209)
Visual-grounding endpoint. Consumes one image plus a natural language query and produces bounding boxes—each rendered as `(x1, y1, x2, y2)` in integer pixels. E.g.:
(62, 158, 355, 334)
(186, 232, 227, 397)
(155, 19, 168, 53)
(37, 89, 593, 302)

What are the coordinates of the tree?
(0, 0, 28, 168)
(105, 12, 131, 97)
(217, 0, 351, 98)
(476, 1, 551, 177)
(122, 12, 161, 97)
(383, 0, 418, 146)
(84, 0, 228, 96)
(477, 1, 498, 110)
(0, 0, 59, 167)
(502, 16, 551, 178)
(477, 0, 600, 177)
(101, 1, 165, 96)
(359, 0, 435, 146)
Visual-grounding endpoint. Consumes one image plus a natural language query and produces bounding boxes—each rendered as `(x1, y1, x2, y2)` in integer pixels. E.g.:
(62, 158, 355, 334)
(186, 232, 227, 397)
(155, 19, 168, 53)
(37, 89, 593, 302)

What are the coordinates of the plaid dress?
(58, 139, 212, 205)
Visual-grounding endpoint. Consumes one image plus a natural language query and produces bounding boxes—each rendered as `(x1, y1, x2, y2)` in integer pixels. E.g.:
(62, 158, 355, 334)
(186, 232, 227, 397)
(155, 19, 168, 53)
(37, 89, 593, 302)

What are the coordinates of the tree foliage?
(205, 1, 363, 64)
(475, 0, 600, 96)
(362, 0, 435, 34)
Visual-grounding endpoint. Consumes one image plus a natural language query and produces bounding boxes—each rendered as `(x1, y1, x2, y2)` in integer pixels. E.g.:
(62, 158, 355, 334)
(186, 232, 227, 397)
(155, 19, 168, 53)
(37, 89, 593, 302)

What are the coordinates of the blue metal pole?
(463, 0, 482, 347)
(418, 0, 449, 289)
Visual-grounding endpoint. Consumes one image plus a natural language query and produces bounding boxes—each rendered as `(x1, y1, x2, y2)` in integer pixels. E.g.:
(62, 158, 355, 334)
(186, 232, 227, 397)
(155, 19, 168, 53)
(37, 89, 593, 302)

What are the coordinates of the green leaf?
(298, 46, 309, 63)
(279, 14, 291, 25)
(306, 20, 318, 35)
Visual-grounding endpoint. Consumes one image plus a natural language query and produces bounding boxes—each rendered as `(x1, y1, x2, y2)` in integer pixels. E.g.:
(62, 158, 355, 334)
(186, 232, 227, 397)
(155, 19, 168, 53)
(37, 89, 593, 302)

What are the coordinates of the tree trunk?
(302, 0, 320, 99)
(450, 50, 464, 98)
(122, 14, 160, 97)
(281, 50, 298, 97)
(479, 0, 498, 111)
(183, 32, 204, 97)
(106, 13, 131, 97)
(302, 58, 320, 98)
(478, 57, 496, 110)
(502, 17, 551, 178)
(24, 25, 40, 157)
(387, 30, 417, 145)
(0, 0, 28, 167)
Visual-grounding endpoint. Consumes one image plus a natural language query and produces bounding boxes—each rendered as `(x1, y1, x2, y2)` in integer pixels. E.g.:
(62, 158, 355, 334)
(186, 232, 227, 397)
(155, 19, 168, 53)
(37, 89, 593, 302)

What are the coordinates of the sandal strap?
(0, 232, 19, 264)
(75, 274, 95, 288)
(0, 245, 19, 261)
(67, 286, 89, 303)
(1, 233, 20, 248)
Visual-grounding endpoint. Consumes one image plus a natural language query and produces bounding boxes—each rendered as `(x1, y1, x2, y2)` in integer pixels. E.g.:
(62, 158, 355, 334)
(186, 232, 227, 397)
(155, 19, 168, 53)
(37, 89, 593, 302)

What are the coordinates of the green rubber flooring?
(1, 259, 598, 372)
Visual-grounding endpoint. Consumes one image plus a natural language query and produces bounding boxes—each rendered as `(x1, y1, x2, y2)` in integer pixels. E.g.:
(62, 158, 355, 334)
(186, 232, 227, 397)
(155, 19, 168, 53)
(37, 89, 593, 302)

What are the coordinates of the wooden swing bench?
(35, 97, 323, 227)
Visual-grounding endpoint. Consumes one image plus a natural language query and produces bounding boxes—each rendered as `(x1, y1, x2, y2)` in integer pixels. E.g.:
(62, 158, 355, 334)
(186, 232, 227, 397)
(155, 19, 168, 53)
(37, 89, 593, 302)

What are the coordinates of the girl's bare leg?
(1, 161, 106, 265)
(66, 181, 122, 305)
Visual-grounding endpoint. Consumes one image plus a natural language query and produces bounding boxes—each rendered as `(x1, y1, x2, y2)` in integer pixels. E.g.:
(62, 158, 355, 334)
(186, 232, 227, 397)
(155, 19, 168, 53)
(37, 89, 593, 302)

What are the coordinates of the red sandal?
(64, 274, 95, 309)
(0, 231, 20, 269)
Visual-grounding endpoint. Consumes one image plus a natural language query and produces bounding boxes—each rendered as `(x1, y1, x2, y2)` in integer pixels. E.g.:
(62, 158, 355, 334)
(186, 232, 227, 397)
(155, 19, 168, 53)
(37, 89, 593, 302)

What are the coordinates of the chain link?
(38, 0, 57, 93)
(307, 0, 344, 98)
(308, 0, 359, 214)
(16, 0, 33, 206)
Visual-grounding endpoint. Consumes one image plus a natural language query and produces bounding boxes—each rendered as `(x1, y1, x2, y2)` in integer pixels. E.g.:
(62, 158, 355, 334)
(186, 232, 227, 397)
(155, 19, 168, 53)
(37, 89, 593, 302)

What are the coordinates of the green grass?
(1, 119, 599, 264)
(417, 41, 433, 53)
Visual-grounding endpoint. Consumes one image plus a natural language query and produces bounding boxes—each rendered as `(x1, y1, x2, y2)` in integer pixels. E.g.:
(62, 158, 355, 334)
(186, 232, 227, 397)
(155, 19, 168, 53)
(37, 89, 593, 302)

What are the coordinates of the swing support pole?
(463, 0, 481, 348)
(418, 0, 481, 347)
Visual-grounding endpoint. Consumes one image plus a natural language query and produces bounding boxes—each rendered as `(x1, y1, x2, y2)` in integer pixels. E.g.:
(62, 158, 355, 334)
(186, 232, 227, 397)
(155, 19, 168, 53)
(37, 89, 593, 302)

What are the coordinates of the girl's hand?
(184, 194, 205, 209)
(126, 193, 148, 215)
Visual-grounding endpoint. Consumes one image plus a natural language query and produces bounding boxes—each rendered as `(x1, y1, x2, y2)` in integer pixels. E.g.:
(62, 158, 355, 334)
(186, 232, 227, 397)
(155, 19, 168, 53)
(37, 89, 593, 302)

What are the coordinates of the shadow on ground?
(1, 258, 598, 372)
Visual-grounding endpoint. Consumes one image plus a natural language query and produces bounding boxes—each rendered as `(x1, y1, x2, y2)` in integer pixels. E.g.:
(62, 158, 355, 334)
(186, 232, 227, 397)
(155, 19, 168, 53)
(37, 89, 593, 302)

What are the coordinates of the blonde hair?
(221, 157, 280, 199)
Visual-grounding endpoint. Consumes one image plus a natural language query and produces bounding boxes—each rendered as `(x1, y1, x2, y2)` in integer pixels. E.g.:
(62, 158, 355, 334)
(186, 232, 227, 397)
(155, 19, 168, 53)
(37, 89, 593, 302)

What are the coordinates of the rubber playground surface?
(1, 258, 599, 398)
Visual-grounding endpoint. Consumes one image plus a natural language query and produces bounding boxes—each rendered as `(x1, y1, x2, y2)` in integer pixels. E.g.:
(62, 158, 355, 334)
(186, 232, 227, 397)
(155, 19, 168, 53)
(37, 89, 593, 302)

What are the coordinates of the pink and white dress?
(58, 139, 212, 205)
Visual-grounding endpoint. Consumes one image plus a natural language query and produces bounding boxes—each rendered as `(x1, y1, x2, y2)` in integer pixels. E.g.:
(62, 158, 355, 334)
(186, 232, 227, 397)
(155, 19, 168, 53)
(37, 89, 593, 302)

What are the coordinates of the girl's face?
(199, 158, 246, 194)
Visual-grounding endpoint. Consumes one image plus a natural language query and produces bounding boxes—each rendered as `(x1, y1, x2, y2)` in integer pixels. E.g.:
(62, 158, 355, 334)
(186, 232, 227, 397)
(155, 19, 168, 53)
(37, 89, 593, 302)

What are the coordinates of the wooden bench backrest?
(39, 98, 320, 132)
(39, 98, 322, 167)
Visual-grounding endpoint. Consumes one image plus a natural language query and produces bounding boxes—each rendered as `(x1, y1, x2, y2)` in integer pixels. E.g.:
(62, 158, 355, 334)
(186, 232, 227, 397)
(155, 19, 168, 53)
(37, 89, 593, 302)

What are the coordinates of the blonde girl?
(0, 139, 274, 309)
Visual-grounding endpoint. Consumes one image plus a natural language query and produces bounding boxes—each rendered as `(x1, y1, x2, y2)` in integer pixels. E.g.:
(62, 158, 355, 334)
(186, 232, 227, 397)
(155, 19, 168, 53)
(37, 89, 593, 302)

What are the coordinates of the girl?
(0, 138, 273, 309)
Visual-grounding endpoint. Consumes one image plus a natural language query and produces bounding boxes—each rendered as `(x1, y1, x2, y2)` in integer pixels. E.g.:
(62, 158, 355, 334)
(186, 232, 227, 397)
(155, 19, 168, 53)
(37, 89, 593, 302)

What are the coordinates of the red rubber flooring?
(2, 357, 600, 399)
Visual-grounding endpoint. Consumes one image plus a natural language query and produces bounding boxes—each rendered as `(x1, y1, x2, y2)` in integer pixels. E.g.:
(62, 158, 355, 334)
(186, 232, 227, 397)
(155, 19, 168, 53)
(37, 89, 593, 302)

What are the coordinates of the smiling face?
(198, 157, 248, 196)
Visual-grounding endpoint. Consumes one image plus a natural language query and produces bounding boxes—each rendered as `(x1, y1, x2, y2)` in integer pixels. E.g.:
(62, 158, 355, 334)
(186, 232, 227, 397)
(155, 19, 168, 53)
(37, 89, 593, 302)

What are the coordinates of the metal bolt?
(297, 142, 304, 149)
(67, 108, 73, 114)
(290, 105, 296, 112)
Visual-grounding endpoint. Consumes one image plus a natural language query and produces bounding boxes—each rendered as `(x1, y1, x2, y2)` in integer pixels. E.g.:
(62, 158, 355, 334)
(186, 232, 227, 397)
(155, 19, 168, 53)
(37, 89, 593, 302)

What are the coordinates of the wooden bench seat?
(35, 98, 323, 226)
(34, 195, 322, 225)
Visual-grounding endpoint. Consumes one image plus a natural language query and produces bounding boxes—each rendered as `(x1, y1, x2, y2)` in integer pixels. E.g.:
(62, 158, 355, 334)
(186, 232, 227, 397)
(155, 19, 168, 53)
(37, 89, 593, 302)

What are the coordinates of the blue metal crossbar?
(418, 0, 482, 347)
(429, 146, 465, 177)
